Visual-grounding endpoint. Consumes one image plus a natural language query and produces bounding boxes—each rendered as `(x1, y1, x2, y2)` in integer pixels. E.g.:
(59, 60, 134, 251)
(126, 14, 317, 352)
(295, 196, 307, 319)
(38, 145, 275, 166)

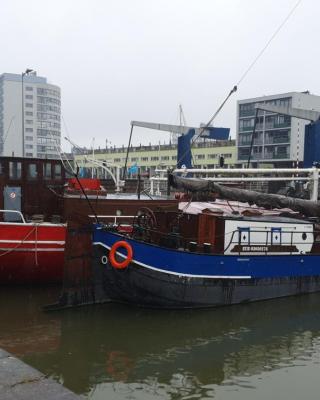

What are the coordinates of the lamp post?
(21, 69, 33, 157)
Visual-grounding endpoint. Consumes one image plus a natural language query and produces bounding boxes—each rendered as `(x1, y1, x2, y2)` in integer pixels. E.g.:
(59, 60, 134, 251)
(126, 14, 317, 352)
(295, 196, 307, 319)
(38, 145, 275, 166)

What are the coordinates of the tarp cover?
(169, 174, 320, 218)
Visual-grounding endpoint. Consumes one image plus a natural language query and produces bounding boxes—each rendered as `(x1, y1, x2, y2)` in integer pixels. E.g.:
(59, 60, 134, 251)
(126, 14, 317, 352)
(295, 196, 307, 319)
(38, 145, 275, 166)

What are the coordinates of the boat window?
(27, 164, 37, 180)
(54, 164, 62, 179)
(9, 162, 22, 180)
(43, 163, 52, 180)
(271, 228, 282, 245)
(238, 227, 250, 245)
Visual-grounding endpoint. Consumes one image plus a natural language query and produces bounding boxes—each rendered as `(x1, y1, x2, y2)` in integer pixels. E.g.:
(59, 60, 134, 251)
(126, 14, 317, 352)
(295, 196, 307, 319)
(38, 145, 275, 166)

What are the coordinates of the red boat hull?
(0, 223, 66, 284)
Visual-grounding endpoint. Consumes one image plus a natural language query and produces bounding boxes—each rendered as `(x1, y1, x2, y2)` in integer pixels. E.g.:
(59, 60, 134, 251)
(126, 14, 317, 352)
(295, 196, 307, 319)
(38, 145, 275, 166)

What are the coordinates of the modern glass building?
(237, 92, 320, 166)
(0, 72, 61, 158)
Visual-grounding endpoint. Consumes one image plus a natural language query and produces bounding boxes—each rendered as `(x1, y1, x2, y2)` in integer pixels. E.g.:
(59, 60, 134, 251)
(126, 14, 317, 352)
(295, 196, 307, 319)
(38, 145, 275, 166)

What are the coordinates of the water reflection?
(1, 288, 320, 399)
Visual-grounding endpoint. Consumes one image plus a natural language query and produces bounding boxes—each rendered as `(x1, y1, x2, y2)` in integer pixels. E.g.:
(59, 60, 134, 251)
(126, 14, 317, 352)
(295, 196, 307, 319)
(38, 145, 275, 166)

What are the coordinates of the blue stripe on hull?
(93, 228, 320, 279)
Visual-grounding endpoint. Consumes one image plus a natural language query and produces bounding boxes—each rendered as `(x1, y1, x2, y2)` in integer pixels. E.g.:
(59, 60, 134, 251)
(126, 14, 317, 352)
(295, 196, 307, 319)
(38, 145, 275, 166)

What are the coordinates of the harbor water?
(1, 287, 320, 399)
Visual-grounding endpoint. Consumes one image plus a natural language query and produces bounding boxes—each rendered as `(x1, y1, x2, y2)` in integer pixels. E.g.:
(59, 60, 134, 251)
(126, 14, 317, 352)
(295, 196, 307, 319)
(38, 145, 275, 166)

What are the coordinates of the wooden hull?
(0, 223, 66, 284)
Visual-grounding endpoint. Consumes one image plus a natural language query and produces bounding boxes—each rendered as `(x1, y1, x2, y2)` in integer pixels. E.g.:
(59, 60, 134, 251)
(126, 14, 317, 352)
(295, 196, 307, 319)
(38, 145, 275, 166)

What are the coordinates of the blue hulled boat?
(92, 199, 320, 308)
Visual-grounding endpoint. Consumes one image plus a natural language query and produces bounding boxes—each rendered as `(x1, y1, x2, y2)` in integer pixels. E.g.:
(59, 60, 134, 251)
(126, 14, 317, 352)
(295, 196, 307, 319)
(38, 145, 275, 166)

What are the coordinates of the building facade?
(237, 92, 320, 166)
(0, 72, 61, 159)
(74, 139, 236, 178)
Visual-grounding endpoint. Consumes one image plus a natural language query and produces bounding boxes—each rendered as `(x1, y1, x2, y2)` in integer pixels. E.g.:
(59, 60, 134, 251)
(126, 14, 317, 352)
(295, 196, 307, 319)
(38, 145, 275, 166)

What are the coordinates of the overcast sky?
(1, 0, 318, 150)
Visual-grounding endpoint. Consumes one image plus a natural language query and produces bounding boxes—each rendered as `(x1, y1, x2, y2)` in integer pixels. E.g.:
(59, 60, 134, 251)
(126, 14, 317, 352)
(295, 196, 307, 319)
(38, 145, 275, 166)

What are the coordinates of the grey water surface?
(1, 287, 320, 400)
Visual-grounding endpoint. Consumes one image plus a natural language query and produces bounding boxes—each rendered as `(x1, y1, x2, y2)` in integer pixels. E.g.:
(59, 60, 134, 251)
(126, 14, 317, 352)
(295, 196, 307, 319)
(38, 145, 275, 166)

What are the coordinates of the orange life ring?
(109, 241, 133, 269)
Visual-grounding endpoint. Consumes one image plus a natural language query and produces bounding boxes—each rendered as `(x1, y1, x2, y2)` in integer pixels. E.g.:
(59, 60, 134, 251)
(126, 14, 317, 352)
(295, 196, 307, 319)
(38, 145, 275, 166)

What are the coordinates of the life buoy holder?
(109, 241, 133, 269)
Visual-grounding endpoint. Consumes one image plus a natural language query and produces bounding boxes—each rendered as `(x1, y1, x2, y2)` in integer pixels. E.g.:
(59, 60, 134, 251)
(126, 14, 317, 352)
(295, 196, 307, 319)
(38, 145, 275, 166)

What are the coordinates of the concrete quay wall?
(0, 348, 82, 399)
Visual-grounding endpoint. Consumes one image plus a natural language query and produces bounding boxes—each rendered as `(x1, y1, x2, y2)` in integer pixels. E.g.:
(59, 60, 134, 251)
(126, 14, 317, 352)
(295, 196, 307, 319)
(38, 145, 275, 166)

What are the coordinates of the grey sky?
(1, 0, 318, 150)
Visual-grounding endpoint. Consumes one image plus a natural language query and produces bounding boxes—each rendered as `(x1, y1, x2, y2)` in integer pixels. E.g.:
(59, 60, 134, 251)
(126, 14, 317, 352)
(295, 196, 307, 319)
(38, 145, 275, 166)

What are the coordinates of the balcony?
(238, 153, 250, 160)
(239, 110, 255, 117)
(265, 137, 290, 145)
(238, 139, 263, 146)
(272, 153, 289, 159)
(264, 153, 289, 160)
(239, 126, 254, 132)
(238, 153, 263, 161)
(274, 122, 291, 129)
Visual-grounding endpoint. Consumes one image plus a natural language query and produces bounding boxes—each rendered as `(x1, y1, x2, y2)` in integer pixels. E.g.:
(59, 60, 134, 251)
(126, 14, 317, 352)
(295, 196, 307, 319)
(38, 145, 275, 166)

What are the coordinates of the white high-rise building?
(237, 92, 320, 166)
(0, 72, 61, 158)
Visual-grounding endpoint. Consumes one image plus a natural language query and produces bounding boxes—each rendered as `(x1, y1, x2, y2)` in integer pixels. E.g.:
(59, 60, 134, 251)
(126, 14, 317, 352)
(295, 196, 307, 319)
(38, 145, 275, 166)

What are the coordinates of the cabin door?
(3, 186, 22, 221)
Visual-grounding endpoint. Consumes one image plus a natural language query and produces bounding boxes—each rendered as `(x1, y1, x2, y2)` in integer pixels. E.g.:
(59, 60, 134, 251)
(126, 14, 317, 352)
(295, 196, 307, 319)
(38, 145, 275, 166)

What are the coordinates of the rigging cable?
(2, 116, 15, 145)
(237, 0, 302, 86)
(176, 0, 302, 168)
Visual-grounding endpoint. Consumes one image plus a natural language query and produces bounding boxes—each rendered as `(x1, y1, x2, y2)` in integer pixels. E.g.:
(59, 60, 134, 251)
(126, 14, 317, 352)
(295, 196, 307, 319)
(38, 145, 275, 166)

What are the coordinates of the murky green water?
(1, 287, 320, 399)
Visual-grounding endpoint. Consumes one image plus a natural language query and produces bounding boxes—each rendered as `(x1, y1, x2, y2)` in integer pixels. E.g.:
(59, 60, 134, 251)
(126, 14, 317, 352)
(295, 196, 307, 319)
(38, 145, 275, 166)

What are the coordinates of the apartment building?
(74, 140, 236, 178)
(237, 92, 320, 166)
(0, 72, 61, 158)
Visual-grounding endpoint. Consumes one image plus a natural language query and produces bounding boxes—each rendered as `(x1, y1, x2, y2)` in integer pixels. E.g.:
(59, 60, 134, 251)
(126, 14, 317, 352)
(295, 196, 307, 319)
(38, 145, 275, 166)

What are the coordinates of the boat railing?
(0, 209, 26, 223)
(89, 215, 135, 224)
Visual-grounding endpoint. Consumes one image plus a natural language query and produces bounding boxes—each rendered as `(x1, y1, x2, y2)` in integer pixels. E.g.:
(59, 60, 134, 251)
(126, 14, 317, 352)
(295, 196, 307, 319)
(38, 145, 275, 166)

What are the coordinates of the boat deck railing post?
(311, 168, 319, 202)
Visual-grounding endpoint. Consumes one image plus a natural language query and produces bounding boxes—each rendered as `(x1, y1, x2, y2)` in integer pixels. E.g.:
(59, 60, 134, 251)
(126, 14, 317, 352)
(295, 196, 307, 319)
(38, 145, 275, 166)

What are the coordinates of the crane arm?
(255, 103, 320, 122)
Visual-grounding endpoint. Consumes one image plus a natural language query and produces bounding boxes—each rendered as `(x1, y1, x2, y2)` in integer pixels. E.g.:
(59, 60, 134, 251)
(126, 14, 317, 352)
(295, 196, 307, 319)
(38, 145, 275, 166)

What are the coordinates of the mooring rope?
(0, 224, 40, 266)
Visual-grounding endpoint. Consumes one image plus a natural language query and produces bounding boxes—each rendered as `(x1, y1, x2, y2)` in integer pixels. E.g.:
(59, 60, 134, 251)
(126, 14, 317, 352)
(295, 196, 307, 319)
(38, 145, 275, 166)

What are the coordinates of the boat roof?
(223, 215, 312, 225)
(179, 200, 300, 217)
(179, 200, 312, 224)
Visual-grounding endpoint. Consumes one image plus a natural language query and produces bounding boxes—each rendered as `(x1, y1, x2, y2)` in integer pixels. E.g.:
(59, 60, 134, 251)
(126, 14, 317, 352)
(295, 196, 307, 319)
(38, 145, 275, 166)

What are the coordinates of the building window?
(25, 144, 33, 149)
(239, 118, 254, 131)
(114, 158, 121, 162)
(141, 157, 148, 161)
(239, 103, 255, 117)
(195, 154, 205, 160)
(25, 86, 33, 91)
(25, 103, 33, 108)
(43, 163, 52, 179)
(25, 111, 33, 116)
(208, 154, 217, 159)
(54, 164, 61, 179)
(37, 112, 59, 121)
(222, 153, 232, 158)
(238, 148, 250, 160)
(26, 120, 33, 124)
(37, 88, 60, 97)
(161, 156, 169, 161)
(151, 157, 159, 161)
(9, 162, 22, 179)
(131, 157, 139, 162)
(26, 128, 33, 132)
(26, 136, 33, 141)
(279, 98, 291, 108)
(172, 156, 177, 160)
(25, 95, 33, 100)
(27, 164, 37, 180)
(25, 152, 33, 157)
